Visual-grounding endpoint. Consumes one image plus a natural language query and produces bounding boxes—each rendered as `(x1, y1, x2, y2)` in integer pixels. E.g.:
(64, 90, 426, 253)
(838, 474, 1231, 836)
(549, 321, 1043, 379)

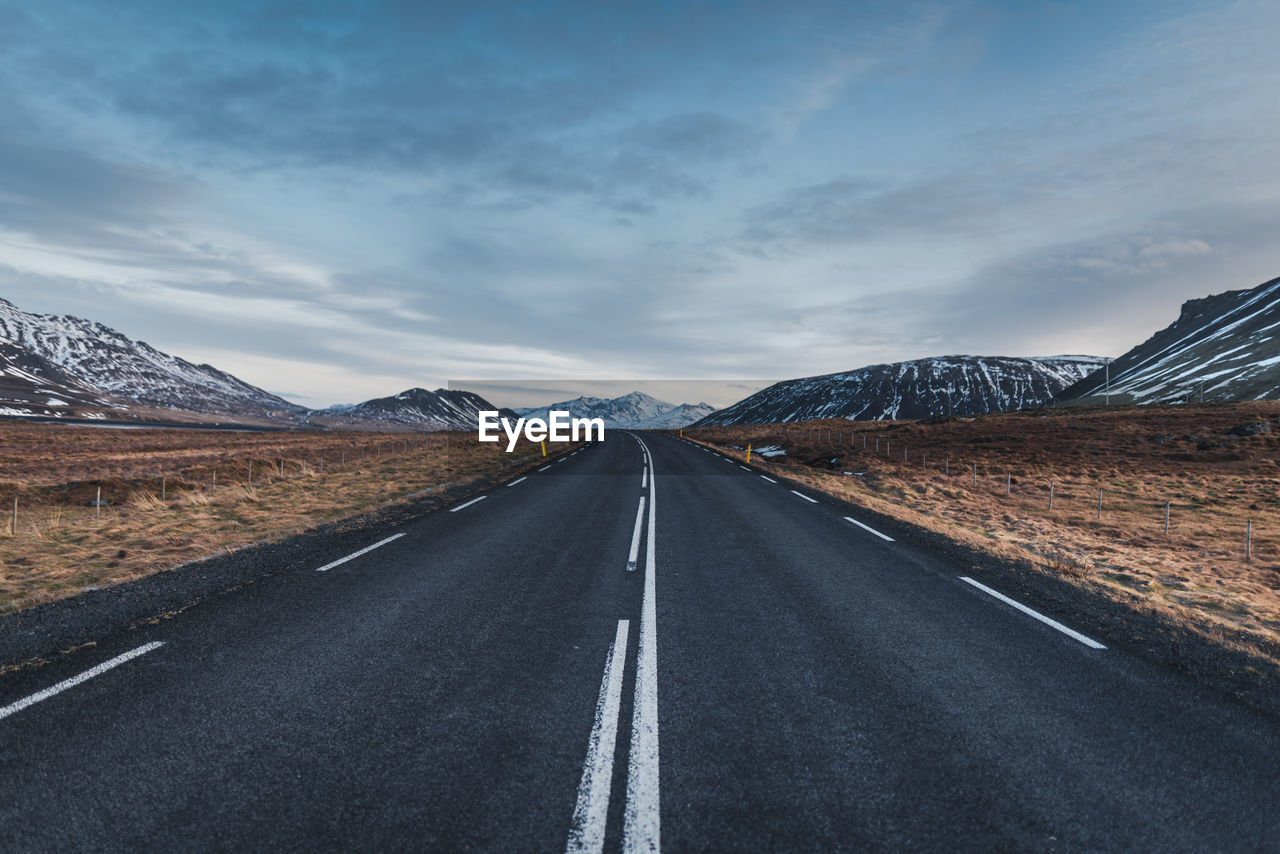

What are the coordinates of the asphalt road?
(0, 431, 1277, 852)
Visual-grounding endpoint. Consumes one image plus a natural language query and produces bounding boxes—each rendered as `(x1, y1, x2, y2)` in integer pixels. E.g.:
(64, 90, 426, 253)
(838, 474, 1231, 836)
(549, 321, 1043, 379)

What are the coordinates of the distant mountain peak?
(308, 387, 515, 431)
(518, 391, 716, 429)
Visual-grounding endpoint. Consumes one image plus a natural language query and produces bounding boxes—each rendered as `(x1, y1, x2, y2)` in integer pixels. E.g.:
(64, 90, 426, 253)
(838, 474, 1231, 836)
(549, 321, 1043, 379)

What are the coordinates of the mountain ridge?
(695, 355, 1106, 425)
(0, 297, 301, 419)
(305, 387, 519, 431)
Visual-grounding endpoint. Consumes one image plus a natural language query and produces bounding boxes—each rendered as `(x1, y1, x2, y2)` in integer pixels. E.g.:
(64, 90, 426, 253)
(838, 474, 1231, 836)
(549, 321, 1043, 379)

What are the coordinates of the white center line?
(449, 495, 487, 513)
(641, 467, 648, 489)
(316, 533, 406, 571)
(566, 620, 630, 854)
(507, 476, 528, 487)
(626, 436, 660, 853)
(959, 576, 1107, 649)
(539, 465, 552, 472)
(0, 642, 164, 722)
(627, 497, 646, 572)
(760, 475, 777, 483)
(739, 465, 750, 471)
(843, 517, 895, 542)
(790, 490, 818, 503)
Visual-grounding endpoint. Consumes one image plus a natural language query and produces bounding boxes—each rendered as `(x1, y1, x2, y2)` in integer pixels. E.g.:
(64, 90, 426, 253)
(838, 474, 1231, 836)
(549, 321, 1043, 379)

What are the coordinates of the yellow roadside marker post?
(747, 444, 751, 463)
(541, 440, 547, 456)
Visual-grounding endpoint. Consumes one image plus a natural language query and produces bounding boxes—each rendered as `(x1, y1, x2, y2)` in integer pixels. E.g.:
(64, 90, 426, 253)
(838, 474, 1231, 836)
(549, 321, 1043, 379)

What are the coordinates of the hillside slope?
(0, 298, 301, 419)
(1059, 276, 1280, 404)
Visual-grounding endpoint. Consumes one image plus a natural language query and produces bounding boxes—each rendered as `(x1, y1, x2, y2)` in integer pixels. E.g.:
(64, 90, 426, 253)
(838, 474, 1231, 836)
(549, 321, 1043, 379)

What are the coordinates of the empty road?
(1, 431, 1277, 852)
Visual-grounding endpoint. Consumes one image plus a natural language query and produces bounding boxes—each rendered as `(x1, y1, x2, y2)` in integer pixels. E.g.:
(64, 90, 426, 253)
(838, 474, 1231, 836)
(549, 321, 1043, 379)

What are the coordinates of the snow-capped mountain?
(1057, 276, 1280, 405)
(307, 388, 516, 431)
(0, 298, 301, 418)
(694, 356, 1106, 425)
(636, 401, 718, 429)
(517, 391, 716, 429)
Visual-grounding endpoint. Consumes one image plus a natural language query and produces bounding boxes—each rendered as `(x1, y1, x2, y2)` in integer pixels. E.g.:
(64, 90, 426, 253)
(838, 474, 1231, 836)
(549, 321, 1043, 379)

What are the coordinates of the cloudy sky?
(1, 1, 1277, 408)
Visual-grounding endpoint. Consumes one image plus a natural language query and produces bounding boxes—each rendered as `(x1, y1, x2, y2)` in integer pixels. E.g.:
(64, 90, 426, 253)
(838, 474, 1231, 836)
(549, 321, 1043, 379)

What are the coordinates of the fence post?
(1006, 473, 1011, 496)
(1097, 488, 1102, 521)
(1246, 520, 1252, 560)
(972, 463, 977, 486)
(1164, 501, 1170, 536)
(1049, 481, 1054, 511)
(96, 486, 101, 519)
(945, 455, 950, 476)
(10, 496, 16, 536)
(248, 460, 253, 484)
(162, 477, 166, 501)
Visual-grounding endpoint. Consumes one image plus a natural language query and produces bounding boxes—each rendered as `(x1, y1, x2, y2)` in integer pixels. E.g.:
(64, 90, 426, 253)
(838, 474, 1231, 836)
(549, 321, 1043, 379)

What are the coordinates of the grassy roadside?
(0, 426, 568, 613)
(683, 403, 1280, 674)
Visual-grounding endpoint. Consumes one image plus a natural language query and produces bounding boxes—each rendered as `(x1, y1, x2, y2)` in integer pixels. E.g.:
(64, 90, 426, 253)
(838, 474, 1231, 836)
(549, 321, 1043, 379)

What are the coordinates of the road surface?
(1, 432, 1277, 852)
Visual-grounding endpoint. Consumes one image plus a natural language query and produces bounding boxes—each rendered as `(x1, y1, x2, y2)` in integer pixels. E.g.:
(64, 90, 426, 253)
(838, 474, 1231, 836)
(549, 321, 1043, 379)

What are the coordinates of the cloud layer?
(0, 1, 1277, 407)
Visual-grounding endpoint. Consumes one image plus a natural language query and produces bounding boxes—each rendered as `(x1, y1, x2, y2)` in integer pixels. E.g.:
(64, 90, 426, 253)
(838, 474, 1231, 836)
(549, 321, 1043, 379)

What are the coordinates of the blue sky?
(0, 1, 1277, 407)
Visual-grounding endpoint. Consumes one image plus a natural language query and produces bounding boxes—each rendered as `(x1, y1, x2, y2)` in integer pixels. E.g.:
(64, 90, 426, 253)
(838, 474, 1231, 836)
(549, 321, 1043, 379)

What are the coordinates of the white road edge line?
(625, 435, 660, 853)
(843, 517, 895, 542)
(566, 619, 630, 854)
(507, 476, 528, 487)
(316, 533, 407, 572)
(0, 641, 165, 722)
(760, 475, 777, 483)
(790, 490, 818, 503)
(959, 576, 1107, 649)
(449, 495, 487, 513)
(627, 497, 646, 572)
(641, 467, 648, 489)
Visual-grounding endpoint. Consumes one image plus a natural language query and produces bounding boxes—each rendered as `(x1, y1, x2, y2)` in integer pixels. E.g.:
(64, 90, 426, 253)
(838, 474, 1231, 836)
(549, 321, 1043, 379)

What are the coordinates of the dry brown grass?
(687, 401, 1280, 661)
(0, 424, 561, 612)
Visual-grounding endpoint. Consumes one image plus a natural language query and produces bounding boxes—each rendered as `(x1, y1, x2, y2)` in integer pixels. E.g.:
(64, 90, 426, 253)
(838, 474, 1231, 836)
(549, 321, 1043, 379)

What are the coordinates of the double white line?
(567, 435, 661, 854)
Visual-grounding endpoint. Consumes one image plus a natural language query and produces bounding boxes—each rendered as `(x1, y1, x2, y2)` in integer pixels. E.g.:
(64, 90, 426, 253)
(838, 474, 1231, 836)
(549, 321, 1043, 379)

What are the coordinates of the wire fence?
(0, 432, 455, 539)
(688, 422, 1275, 564)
